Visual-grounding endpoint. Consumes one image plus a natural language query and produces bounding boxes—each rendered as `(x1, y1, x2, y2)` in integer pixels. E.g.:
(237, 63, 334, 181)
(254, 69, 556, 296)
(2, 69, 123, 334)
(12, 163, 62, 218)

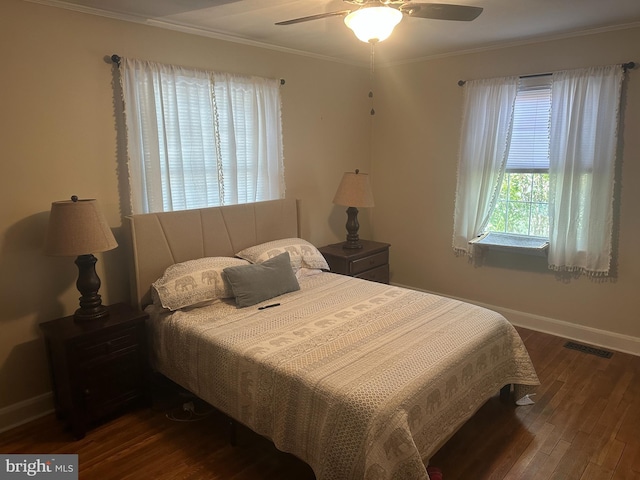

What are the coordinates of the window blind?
(506, 76, 552, 172)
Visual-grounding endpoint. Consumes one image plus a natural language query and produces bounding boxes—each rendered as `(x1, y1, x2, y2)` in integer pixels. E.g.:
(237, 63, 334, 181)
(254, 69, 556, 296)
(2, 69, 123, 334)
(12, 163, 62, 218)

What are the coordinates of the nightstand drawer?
(82, 349, 145, 418)
(350, 250, 389, 275)
(354, 264, 389, 284)
(75, 326, 140, 363)
(318, 240, 391, 284)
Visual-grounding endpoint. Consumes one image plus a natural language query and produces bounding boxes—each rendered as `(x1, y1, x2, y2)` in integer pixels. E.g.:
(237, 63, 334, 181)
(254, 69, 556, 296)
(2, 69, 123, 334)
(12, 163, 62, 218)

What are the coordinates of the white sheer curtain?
(120, 58, 284, 214)
(452, 76, 518, 254)
(548, 65, 623, 276)
(212, 72, 285, 205)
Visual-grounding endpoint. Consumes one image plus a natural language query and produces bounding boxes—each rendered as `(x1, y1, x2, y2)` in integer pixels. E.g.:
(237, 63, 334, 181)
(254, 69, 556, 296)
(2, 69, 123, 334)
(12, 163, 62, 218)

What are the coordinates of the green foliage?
(488, 172, 549, 237)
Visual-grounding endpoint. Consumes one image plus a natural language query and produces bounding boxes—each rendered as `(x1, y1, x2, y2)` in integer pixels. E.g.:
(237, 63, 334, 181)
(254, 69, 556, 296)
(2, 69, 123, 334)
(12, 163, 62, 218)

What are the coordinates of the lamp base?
(342, 206, 364, 249)
(343, 240, 364, 249)
(74, 305, 109, 322)
(74, 254, 110, 323)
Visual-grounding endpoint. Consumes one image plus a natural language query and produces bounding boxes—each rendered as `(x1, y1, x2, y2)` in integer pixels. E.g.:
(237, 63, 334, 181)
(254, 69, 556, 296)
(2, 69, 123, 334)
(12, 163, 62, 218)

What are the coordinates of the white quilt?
(147, 273, 539, 480)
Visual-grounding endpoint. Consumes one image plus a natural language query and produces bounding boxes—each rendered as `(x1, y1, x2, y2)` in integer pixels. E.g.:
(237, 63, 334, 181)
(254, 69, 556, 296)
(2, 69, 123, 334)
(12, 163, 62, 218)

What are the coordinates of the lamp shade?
(333, 170, 375, 208)
(44, 198, 118, 257)
(344, 6, 403, 43)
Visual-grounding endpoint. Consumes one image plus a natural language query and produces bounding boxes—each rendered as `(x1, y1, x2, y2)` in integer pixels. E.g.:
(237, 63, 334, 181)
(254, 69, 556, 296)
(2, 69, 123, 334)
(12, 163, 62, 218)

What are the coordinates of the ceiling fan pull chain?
(370, 41, 376, 116)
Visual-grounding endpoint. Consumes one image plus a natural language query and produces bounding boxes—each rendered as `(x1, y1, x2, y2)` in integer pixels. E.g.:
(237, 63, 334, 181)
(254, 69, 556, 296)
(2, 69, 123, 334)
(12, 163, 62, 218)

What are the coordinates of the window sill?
(469, 232, 549, 257)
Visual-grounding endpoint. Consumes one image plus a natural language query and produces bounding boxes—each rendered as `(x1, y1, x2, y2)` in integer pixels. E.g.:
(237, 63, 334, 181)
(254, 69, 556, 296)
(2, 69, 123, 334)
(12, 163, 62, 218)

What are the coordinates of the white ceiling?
(29, 0, 640, 65)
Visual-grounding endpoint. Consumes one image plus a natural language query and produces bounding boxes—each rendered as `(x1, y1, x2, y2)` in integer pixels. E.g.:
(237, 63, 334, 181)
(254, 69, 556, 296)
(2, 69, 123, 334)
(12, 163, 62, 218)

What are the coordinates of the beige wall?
(0, 0, 370, 414)
(372, 27, 640, 342)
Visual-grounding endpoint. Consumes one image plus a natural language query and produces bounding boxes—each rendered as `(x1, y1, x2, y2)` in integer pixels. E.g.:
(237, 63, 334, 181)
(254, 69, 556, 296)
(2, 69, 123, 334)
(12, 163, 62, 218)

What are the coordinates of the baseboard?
(0, 392, 54, 434)
(393, 282, 640, 357)
(492, 305, 640, 356)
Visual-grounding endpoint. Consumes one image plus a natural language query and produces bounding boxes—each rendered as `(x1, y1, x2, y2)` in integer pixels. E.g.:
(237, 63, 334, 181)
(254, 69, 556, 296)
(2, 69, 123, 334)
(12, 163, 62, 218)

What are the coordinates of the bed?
(126, 198, 539, 480)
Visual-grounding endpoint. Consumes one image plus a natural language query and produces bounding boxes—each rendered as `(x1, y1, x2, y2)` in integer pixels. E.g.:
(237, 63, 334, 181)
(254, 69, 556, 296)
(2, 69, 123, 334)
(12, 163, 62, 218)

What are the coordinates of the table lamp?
(44, 196, 118, 321)
(332, 169, 375, 249)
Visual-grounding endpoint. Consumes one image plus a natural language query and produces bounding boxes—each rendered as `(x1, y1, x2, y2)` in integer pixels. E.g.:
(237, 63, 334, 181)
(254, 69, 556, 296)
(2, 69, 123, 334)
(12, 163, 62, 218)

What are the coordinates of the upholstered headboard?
(126, 199, 299, 309)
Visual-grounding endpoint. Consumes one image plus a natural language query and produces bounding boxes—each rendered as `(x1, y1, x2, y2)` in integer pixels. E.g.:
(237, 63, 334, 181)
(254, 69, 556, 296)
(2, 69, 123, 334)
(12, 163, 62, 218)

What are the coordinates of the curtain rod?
(457, 61, 635, 86)
(109, 54, 286, 85)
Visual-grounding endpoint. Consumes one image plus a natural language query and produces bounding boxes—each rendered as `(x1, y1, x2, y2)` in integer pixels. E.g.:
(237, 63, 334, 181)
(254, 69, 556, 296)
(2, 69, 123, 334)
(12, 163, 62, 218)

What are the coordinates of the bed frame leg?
(500, 384, 511, 402)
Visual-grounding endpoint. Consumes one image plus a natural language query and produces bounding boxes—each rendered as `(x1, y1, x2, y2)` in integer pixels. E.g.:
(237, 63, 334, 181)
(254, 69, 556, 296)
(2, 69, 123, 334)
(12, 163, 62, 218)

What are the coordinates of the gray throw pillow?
(223, 252, 300, 308)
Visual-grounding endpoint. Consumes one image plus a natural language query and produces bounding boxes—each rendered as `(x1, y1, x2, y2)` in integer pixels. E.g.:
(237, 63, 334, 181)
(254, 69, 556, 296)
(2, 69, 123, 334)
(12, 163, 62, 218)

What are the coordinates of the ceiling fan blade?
(275, 10, 351, 26)
(401, 3, 483, 21)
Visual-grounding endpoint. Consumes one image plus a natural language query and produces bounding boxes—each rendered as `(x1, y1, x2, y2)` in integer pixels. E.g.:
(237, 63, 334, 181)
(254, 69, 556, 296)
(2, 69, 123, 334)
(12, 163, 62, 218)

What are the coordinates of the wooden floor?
(1, 327, 639, 480)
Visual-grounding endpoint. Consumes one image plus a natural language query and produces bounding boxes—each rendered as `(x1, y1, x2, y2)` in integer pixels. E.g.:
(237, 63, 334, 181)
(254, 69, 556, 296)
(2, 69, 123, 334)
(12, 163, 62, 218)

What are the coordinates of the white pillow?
(295, 267, 324, 279)
(235, 238, 329, 272)
(152, 257, 250, 311)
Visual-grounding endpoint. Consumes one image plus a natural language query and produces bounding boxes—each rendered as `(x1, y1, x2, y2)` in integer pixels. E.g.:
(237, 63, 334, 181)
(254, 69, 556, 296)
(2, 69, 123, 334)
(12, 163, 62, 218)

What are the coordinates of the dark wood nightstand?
(318, 240, 390, 284)
(39, 303, 149, 439)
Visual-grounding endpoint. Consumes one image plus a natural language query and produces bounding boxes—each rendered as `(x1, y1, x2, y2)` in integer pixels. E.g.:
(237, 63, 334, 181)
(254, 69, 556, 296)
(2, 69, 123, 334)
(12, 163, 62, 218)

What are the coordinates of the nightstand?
(39, 303, 149, 439)
(318, 240, 390, 284)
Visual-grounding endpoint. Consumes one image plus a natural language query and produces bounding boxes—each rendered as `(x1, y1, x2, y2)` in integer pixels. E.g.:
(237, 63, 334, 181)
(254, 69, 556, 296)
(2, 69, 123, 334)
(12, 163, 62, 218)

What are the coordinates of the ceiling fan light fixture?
(344, 6, 403, 43)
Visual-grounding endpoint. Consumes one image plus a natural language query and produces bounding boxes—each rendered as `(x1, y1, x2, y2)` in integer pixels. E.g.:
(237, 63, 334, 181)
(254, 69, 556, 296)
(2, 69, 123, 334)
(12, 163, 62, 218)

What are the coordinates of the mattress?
(146, 272, 539, 480)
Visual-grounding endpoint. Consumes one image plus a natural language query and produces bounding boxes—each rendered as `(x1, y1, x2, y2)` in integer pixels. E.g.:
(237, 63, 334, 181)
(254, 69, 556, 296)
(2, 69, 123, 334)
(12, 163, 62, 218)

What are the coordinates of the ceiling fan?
(276, 1, 483, 43)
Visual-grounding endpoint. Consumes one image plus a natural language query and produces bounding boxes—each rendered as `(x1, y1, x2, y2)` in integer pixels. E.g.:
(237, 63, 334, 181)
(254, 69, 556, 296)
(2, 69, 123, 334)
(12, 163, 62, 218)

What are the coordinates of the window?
(119, 58, 285, 214)
(487, 76, 551, 238)
(453, 65, 624, 276)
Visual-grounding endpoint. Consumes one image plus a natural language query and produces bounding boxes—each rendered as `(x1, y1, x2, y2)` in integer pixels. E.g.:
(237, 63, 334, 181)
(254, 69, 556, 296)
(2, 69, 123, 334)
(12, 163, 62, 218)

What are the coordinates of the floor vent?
(564, 341, 613, 358)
